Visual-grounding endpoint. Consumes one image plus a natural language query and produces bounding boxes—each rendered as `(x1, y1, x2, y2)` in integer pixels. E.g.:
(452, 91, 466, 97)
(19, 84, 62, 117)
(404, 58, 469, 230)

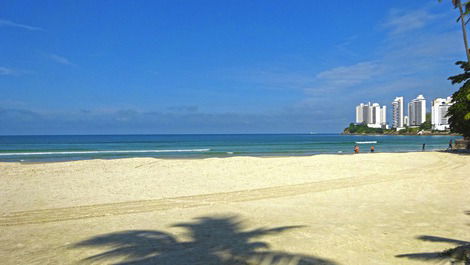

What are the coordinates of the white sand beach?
(0, 152, 469, 264)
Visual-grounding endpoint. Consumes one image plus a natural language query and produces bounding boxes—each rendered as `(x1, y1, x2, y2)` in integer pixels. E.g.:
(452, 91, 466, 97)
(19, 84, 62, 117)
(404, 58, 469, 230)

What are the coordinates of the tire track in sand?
(0, 155, 462, 226)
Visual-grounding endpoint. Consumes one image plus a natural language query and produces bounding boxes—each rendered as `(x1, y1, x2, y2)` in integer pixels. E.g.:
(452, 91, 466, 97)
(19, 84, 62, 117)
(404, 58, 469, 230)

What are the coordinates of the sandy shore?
(0, 152, 469, 264)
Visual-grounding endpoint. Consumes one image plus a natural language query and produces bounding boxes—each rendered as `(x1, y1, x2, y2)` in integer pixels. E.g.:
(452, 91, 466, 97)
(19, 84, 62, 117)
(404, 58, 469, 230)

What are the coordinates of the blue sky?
(0, 0, 466, 134)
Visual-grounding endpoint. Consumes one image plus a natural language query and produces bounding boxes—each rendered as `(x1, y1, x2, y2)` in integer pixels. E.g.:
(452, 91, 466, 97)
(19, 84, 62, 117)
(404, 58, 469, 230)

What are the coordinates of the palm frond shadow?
(72, 215, 339, 265)
(396, 212, 470, 264)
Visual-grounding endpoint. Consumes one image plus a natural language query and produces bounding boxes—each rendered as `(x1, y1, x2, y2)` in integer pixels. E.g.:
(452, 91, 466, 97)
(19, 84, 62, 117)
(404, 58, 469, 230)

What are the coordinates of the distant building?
(381, 105, 387, 128)
(355, 102, 387, 128)
(408, 95, 426, 126)
(355, 103, 365, 124)
(431, 97, 453, 131)
(404, 115, 409, 127)
(392, 97, 404, 129)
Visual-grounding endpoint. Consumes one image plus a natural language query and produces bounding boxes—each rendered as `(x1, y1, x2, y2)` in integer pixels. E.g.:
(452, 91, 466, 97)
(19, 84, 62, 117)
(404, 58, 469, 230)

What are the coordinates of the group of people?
(354, 145, 374, 154)
(354, 139, 454, 154)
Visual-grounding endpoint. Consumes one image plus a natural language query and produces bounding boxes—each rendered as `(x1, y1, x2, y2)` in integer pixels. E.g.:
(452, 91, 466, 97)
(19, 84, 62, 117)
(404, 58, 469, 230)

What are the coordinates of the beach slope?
(0, 152, 469, 264)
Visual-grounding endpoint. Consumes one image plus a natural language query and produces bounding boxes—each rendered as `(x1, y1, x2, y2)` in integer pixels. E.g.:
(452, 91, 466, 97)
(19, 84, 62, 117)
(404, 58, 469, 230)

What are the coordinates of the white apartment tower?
(431, 97, 453, 131)
(381, 105, 387, 126)
(392, 97, 404, 129)
(355, 103, 364, 124)
(404, 115, 409, 126)
(355, 102, 387, 128)
(408, 95, 426, 126)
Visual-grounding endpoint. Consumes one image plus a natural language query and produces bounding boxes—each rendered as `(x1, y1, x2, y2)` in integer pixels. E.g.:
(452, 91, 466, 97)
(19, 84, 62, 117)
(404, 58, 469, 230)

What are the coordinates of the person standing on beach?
(354, 145, 359, 154)
(370, 145, 375, 153)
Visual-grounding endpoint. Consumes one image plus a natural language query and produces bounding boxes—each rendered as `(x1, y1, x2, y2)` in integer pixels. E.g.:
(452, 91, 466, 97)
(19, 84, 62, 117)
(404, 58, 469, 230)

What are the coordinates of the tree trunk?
(457, 0, 470, 62)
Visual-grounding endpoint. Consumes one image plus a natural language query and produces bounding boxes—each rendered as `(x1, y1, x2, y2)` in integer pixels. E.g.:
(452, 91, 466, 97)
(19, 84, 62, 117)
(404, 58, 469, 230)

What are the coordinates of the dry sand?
(0, 152, 469, 264)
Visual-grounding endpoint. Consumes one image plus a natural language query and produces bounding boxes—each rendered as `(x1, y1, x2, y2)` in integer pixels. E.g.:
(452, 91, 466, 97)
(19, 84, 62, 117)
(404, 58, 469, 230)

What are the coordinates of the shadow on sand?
(396, 211, 470, 264)
(72, 215, 339, 265)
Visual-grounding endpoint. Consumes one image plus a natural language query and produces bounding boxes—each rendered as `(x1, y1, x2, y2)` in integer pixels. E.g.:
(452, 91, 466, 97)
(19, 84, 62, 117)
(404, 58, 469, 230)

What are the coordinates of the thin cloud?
(218, 66, 316, 91)
(0, 19, 43, 31)
(0, 67, 17, 76)
(316, 61, 383, 87)
(382, 9, 439, 35)
(335, 35, 360, 58)
(48, 54, 75, 66)
(0, 67, 33, 76)
(302, 5, 461, 120)
(167, 105, 199, 112)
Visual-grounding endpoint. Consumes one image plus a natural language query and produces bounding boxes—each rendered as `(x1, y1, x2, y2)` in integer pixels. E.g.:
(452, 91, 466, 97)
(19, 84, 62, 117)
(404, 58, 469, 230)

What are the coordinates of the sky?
(0, 0, 466, 134)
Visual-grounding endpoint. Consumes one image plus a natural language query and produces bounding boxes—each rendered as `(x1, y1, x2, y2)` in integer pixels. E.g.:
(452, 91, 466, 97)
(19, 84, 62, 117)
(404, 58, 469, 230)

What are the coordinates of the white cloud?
(382, 30, 461, 63)
(0, 100, 27, 108)
(335, 35, 360, 58)
(382, 9, 439, 35)
(48, 54, 75, 66)
(304, 6, 460, 109)
(0, 19, 43, 31)
(316, 61, 383, 87)
(0, 67, 16, 76)
(214, 66, 317, 91)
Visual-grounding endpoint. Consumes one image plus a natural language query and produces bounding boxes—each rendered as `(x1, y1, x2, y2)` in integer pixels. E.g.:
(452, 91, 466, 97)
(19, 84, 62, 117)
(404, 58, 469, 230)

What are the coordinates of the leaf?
(465, 1, 470, 10)
(447, 61, 470, 137)
(464, 112, 470, 120)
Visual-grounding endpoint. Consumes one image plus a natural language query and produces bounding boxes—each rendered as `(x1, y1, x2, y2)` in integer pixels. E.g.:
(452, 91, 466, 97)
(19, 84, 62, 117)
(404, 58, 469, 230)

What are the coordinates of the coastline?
(1, 151, 469, 264)
(0, 134, 460, 163)
(342, 132, 462, 136)
(0, 149, 457, 164)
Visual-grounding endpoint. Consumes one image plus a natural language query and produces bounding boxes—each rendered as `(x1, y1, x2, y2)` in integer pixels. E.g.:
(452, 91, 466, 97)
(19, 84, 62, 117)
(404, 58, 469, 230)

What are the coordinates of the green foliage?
(399, 126, 419, 134)
(419, 121, 432, 130)
(439, 0, 470, 18)
(346, 123, 384, 134)
(447, 61, 470, 138)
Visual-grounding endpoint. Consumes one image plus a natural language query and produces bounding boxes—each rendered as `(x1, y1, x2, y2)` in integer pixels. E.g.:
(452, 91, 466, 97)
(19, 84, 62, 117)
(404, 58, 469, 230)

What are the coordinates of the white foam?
(0, 149, 211, 156)
(355, 141, 377, 144)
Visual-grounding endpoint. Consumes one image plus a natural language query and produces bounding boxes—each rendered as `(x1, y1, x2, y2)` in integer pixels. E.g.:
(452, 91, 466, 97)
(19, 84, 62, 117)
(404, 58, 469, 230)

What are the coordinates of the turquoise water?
(0, 134, 461, 162)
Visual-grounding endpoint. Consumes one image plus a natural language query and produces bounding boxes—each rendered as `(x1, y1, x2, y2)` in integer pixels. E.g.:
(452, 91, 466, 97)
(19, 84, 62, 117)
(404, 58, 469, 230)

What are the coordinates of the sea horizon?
(0, 132, 338, 136)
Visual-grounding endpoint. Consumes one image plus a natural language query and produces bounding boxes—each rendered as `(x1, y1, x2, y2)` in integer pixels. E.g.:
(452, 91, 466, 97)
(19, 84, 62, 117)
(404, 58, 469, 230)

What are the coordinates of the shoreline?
(1, 134, 460, 163)
(0, 149, 455, 164)
(342, 132, 462, 136)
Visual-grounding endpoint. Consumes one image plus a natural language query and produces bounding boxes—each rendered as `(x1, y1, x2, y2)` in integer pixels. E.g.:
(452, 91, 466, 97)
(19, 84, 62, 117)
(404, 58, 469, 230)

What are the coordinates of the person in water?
(354, 145, 359, 154)
(370, 145, 375, 153)
(422, 143, 426, 151)
(448, 139, 453, 150)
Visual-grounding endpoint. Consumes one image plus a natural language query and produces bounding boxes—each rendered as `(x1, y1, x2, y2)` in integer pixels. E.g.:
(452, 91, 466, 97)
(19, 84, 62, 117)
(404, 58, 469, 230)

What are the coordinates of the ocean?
(0, 134, 461, 162)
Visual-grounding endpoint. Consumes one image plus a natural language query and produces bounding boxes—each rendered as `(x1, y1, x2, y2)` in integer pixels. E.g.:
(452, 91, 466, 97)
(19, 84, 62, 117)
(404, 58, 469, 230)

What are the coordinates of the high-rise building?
(392, 97, 404, 129)
(355, 102, 387, 128)
(355, 103, 364, 124)
(431, 97, 453, 131)
(408, 95, 426, 126)
(381, 105, 387, 127)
